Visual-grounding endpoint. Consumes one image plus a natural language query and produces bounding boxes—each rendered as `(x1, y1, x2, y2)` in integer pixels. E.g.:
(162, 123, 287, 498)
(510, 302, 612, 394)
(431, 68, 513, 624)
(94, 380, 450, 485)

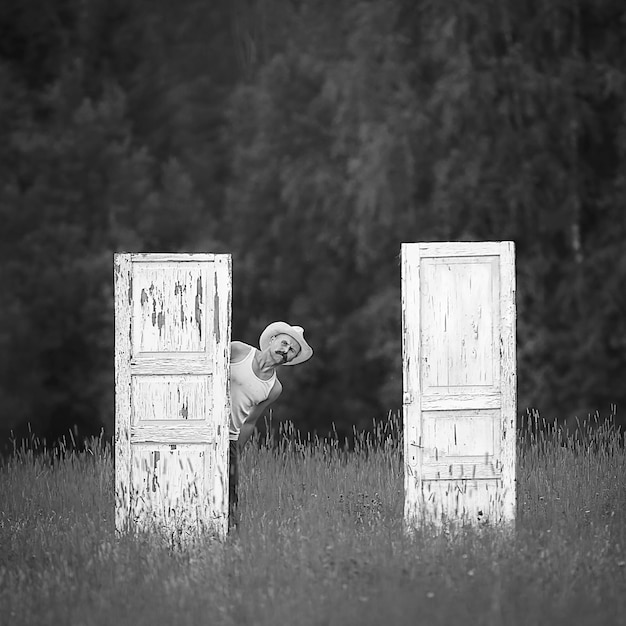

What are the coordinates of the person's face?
(269, 333, 301, 364)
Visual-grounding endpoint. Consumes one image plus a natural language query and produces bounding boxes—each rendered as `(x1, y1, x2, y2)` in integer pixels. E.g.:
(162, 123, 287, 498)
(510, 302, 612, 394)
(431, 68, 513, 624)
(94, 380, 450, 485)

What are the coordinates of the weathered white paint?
(114, 253, 231, 539)
(131, 375, 210, 421)
(402, 242, 516, 527)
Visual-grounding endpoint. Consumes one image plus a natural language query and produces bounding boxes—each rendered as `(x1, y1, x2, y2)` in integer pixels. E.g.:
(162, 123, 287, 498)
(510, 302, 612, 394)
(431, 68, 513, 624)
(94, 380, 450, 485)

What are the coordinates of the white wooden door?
(402, 242, 516, 527)
(114, 253, 231, 538)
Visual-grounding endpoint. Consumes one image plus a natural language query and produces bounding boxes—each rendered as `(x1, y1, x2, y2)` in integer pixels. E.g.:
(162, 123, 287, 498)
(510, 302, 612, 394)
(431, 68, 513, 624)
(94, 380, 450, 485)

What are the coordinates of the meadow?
(1, 415, 625, 626)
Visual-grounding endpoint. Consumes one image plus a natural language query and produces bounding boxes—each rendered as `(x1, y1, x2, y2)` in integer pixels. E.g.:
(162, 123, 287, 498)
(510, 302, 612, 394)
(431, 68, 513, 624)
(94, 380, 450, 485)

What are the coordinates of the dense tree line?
(1, 0, 625, 447)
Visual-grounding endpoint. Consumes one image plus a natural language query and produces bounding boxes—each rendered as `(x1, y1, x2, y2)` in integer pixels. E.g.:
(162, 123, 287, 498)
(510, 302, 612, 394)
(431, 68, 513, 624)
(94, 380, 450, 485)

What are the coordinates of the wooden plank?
(421, 456, 501, 480)
(402, 244, 422, 517)
(210, 255, 232, 535)
(114, 253, 132, 534)
(421, 256, 498, 265)
(131, 424, 216, 443)
(130, 354, 213, 375)
(499, 241, 517, 523)
(131, 253, 218, 263)
(421, 393, 501, 410)
(418, 241, 504, 257)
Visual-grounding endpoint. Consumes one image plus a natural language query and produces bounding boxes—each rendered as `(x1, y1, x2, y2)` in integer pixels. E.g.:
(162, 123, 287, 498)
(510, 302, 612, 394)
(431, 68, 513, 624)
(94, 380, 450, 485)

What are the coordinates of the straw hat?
(259, 321, 313, 366)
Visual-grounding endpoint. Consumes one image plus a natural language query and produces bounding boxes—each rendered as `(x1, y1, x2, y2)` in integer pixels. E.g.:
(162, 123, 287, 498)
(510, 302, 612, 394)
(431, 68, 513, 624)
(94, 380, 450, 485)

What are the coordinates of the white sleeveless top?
(230, 347, 276, 441)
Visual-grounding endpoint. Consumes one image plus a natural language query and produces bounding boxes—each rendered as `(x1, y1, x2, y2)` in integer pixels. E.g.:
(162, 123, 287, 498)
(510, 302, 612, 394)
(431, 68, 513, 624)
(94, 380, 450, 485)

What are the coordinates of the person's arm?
(238, 380, 283, 449)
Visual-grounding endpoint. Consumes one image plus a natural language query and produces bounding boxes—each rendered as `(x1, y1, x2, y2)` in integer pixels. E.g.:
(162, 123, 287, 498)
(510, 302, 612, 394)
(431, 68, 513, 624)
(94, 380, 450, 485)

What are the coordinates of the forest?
(1, 0, 625, 448)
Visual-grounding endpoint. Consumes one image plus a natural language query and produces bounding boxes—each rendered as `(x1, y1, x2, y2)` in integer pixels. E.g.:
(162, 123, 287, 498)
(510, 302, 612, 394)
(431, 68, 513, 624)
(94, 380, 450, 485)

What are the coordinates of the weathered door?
(402, 242, 516, 526)
(114, 253, 231, 538)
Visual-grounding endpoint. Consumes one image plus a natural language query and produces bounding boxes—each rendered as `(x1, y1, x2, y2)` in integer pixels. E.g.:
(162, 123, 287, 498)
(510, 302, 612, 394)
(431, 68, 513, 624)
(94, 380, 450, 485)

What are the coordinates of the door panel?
(130, 444, 212, 529)
(132, 375, 211, 422)
(132, 262, 207, 353)
(420, 256, 499, 392)
(421, 409, 501, 480)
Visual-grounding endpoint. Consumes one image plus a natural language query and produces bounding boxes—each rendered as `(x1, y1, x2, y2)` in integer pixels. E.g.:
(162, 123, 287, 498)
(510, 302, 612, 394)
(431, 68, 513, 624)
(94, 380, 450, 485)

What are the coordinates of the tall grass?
(1, 415, 625, 626)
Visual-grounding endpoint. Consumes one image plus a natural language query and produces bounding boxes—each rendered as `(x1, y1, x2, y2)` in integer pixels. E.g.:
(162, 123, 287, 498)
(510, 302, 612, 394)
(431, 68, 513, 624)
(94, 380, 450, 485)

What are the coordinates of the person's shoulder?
(231, 341, 254, 363)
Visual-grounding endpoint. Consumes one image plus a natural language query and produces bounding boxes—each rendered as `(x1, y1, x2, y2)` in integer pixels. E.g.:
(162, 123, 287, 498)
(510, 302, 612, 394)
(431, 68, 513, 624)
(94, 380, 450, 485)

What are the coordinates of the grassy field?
(1, 415, 625, 626)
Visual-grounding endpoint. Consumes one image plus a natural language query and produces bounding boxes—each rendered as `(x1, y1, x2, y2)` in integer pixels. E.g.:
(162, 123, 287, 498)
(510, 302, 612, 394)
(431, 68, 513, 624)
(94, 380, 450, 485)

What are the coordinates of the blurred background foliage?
(1, 0, 625, 447)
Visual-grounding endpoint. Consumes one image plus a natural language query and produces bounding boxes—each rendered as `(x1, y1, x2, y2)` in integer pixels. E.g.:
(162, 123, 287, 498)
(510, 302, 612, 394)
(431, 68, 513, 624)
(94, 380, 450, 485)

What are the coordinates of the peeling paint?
(214, 274, 220, 343)
(174, 282, 186, 326)
(402, 243, 516, 527)
(180, 401, 189, 420)
(119, 256, 231, 538)
(152, 451, 160, 492)
(195, 277, 203, 340)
